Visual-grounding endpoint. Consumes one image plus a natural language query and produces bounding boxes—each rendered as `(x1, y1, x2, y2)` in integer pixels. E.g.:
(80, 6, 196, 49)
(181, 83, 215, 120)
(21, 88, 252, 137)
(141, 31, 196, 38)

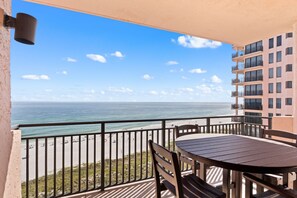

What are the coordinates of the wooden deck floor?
(64, 167, 223, 198)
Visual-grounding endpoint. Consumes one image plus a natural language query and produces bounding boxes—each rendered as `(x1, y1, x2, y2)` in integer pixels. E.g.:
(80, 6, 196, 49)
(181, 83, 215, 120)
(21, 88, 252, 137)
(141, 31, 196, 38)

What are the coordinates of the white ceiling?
(26, 0, 297, 46)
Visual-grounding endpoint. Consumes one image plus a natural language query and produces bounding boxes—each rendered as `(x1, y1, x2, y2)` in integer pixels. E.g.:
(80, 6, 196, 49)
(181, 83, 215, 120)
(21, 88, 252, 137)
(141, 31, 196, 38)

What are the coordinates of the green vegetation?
(22, 152, 153, 198)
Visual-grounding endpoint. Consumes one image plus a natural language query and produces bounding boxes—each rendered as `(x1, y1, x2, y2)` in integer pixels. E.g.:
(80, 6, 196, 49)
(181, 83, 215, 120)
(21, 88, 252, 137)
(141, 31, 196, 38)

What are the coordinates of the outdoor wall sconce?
(0, 8, 37, 45)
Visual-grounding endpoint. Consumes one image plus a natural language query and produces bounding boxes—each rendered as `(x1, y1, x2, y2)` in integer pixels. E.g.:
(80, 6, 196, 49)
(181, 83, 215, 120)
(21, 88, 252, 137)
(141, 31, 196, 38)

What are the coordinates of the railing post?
(241, 116, 245, 135)
(162, 120, 166, 147)
(206, 118, 210, 133)
(268, 117, 272, 129)
(101, 123, 105, 191)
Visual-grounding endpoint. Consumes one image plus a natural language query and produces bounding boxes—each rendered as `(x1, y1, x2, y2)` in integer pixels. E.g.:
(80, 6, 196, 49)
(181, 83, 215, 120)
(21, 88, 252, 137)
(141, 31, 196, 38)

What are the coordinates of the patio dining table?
(175, 134, 297, 198)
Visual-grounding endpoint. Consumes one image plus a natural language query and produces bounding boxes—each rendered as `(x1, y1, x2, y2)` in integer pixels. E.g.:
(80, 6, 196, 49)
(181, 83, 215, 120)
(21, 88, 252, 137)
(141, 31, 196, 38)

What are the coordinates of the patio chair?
(149, 140, 226, 198)
(175, 124, 201, 175)
(262, 129, 297, 188)
(243, 173, 297, 198)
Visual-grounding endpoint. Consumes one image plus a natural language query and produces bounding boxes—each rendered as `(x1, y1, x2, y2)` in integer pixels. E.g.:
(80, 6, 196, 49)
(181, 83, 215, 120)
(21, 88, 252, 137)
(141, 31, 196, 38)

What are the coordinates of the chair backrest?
(175, 124, 200, 138)
(149, 140, 184, 198)
(262, 129, 297, 147)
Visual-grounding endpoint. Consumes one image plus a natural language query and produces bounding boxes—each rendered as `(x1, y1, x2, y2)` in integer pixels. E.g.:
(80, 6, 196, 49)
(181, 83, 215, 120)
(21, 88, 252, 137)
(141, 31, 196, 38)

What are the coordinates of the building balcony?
(232, 51, 244, 61)
(231, 78, 244, 85)
(231, 63, 244, 73)
(244, 90, 263, 96)
(231, 104, 244, 110)
(231, 91, 244, 97)
(15, 115, 271, 198)
(244, 103, 263, 110)
(244, 75, 263, 82)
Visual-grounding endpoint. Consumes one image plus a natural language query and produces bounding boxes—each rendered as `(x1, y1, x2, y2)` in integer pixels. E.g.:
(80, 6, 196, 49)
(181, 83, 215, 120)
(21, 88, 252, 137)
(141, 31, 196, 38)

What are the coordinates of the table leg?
(245, 175, 253, 198)
(199, 162, 206, 181)
(222, 169, 230, 198)
(232, 171, 242, 198)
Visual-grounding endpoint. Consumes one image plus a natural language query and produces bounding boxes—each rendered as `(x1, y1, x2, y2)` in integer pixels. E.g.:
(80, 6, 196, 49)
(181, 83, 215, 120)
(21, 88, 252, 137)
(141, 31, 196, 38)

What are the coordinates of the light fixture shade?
(14, 13, 37, 45)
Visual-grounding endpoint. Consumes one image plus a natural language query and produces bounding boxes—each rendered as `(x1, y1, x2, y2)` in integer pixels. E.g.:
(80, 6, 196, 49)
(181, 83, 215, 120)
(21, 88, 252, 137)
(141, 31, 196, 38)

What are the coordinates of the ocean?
(12, 102, 233, 137)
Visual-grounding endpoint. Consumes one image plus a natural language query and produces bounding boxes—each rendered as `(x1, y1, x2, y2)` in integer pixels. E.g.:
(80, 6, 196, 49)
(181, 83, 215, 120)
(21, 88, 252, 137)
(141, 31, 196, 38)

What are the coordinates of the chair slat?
(155, 163, 175, 184)
(263, 129, 297, 147)
(154, 153, 174, 173)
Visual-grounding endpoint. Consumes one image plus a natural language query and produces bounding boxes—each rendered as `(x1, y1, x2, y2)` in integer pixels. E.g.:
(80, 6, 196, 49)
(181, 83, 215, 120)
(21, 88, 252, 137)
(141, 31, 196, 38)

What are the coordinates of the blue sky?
(11, 0, 234, 102)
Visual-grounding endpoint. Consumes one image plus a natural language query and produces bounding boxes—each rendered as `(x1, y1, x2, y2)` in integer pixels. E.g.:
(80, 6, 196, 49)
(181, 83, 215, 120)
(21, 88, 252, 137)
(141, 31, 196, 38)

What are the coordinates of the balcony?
(245, 90, 263, 96)
(231, 104, 244, 109)
(244, 103, 263, 110)
(231, 63, 244, 73)
(232, 51, 244, 59)
(231, 91, 244, 97)
(231, 78, 244, 85)
(15, 115, 271, 198)
(244, 75, 263, 82)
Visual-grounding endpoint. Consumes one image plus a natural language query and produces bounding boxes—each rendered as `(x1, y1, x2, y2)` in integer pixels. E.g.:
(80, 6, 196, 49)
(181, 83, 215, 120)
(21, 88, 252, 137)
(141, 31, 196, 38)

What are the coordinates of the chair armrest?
(243, 173, 297, 198)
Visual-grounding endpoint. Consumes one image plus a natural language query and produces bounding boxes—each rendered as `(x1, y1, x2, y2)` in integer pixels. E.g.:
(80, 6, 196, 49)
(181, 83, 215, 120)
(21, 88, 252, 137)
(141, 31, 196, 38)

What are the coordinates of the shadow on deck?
(64, 167, 223, 198)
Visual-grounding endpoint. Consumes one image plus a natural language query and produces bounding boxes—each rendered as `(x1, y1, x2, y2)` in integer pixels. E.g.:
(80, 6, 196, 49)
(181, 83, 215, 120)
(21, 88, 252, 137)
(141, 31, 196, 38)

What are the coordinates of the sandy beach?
(21, 117, 233, 181)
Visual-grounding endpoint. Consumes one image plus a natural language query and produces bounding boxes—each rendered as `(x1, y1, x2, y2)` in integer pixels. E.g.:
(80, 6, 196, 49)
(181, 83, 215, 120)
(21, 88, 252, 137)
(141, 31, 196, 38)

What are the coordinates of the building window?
(268, 113, 273, 117)
(276, 98, 281, 109)
(286, 47, 293, 55)
(269, 38, 274, 49)
(276, 82, 281, 93)
(276, 113, 281, 116)
(269, 53, 274, 64)
(245, 84, 263, 96)
(269, 68, 274, 78)
(245, 41, 263, 54)
(268, 98, 273, 108)
(286, 32, 293, 38)
(277, 35, 282, 46)
(276, 51, 282, 62)
(276, 67, 282, 77)
(286, 81, 293, 88)
(286, 64, 293, 72)
(245, 55, 263, 68)
(268, 83, 273, 93)
(286, 98, 292, 105)
(245, 70, 263, 82)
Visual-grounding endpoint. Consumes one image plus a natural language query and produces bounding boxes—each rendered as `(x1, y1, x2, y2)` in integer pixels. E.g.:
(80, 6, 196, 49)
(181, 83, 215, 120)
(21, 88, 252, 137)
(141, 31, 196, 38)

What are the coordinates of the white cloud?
(143, 74, 154, 80)
(181, 76, 188, 80)
(111, 51, 124, 58)
(45, 89, 52, 92)
(196, 84, 212, 94)
(174, 35, 222, 49)
(86, 54, 107, 63)
(100, 91, 105, 95)
(62, 71, 68, 75)
(211, 75, 222, 83)
(149, 90, 158, 95)
(189, 68, 207, 74)
(22, 74, 50, 80)
(180, 68, 184, 72)
(160, 91, 168, 95)
(166, 61, 179, 65)
(108, 87, 133, 93)
(66, 57, 77, 62)
(180, 88, 194, 93)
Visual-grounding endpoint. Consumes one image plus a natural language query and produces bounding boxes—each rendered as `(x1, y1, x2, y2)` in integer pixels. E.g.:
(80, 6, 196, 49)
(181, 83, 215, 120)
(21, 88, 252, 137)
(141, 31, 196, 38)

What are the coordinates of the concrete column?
(293, 24, 297, 133)
(0, 1, 21, 197)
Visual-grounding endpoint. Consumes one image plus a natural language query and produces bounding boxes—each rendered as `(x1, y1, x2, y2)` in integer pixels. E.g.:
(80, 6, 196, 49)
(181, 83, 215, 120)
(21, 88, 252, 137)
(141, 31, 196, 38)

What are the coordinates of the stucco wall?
(272, 116, 294, 133)
(0, 0, 20, 197)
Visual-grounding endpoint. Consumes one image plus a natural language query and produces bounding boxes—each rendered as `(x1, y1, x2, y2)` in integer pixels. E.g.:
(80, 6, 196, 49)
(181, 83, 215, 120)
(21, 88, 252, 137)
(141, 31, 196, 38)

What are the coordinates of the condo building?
(232, 32, 295, 125)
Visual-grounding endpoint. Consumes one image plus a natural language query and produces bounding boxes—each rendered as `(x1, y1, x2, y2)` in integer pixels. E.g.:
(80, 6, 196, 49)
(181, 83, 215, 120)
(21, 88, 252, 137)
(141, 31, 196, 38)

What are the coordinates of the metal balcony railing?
(245, 61, 263, 68)
(231, 104, 244, 110)
(231, 91, 244, 97)
(232, 78, 244, 85)
(15, 115, 271, 198)
(231, 63, 245, 72)
(232, 51, 244, 59)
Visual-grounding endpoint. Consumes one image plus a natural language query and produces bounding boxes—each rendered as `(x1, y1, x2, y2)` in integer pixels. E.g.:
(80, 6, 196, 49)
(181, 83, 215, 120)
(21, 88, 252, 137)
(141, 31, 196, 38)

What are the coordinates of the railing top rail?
(13, 115, 245, 130)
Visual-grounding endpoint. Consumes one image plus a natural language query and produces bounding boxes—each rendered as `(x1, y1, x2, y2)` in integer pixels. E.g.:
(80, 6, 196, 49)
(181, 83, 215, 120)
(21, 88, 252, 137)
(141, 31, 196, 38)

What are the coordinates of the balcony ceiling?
(27, 0, 297, 46)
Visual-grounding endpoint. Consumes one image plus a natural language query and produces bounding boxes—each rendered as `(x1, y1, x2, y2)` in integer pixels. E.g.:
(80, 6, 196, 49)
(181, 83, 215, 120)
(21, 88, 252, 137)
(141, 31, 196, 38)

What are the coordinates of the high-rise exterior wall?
(0, 1, 21, 197)
(232, 32, 295, 130)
